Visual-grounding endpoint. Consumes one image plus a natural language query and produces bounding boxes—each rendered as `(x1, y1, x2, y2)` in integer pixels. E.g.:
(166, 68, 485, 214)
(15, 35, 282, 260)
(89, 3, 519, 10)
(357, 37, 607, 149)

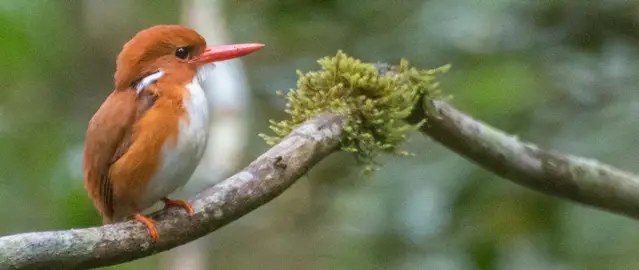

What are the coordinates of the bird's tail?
(101, 215, 114, 225)
(101, 208, 128, 224)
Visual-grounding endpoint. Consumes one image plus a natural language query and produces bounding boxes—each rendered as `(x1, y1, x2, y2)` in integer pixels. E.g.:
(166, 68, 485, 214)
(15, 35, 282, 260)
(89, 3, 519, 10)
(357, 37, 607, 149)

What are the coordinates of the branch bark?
(408, 98, 639, 219)
(0, 114, 345, 270)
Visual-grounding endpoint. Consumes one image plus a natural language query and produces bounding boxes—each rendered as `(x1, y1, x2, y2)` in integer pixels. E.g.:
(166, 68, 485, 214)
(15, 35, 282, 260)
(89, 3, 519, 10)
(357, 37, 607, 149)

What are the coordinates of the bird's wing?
(83, 89, 156, 223)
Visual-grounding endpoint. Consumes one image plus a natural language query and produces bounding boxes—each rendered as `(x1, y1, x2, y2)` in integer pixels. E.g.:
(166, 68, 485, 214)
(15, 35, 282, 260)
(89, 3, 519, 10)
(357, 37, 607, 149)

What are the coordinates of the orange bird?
(83, 25, 263, 241)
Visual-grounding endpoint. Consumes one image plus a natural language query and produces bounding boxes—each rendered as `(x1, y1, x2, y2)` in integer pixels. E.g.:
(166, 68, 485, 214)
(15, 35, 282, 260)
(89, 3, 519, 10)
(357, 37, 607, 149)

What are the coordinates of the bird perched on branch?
(82, 25, 263, 241)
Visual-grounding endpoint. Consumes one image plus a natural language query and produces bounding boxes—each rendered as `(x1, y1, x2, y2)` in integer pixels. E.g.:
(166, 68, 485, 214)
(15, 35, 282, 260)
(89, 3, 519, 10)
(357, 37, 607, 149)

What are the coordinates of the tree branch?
(4, 57, 639, 269)
(0, 114, 345, 270)
(408, 98, 639, 219)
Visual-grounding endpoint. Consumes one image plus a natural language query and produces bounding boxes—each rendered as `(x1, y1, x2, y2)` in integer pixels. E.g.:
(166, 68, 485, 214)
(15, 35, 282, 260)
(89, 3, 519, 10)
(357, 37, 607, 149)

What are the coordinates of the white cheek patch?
(136, 69, 165, 94)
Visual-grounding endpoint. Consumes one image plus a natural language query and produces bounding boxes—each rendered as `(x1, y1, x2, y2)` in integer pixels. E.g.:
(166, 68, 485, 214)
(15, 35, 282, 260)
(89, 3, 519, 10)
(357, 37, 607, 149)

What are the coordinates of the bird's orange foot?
(162, 197, 195, 216)
(133, 212, 159, 242)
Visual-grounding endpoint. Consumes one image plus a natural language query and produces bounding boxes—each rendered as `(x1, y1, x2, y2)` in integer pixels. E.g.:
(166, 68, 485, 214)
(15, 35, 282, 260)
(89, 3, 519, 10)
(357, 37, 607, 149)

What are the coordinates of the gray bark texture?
(409, 98, 639, 219)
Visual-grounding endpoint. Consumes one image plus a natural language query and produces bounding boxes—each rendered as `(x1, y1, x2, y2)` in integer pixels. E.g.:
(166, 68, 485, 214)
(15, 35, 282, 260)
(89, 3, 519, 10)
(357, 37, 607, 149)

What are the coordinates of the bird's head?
(114, 25, 263, 91)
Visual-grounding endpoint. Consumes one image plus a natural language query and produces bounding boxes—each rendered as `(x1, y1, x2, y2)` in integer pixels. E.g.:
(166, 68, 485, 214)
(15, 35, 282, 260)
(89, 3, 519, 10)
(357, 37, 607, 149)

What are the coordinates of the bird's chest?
(138, 80, 209, 207)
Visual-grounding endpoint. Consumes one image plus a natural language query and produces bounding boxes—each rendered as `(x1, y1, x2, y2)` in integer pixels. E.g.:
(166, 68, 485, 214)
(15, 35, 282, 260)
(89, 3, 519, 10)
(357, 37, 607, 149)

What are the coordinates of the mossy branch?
(260, 51, 449, 173)
(264, 51, 639, 219)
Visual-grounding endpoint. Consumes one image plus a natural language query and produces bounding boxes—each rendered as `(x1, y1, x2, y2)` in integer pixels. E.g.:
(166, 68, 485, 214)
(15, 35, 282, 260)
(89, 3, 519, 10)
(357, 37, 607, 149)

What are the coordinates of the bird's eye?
(175, 47, 190, 60)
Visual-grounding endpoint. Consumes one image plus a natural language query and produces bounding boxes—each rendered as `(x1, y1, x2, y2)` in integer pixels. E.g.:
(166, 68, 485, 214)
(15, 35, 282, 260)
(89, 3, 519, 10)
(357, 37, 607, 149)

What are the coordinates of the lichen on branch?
(260, 51, 449, 171)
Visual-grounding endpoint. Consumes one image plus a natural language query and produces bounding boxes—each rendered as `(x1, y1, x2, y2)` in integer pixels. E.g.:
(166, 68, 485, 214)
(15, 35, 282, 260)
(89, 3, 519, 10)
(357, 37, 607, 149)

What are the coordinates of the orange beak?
(193, 43, 264, 65)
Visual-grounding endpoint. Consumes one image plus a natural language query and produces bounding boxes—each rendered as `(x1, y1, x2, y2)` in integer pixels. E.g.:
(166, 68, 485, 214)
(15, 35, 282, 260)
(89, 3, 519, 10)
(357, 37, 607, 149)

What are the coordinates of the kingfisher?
(82, 25, 264, 241)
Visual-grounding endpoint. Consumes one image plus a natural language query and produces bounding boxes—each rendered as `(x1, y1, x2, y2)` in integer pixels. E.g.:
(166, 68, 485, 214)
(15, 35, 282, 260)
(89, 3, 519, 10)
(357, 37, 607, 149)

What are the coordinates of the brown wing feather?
(111, 91, 157, 163)
(83, 89, 157, 223)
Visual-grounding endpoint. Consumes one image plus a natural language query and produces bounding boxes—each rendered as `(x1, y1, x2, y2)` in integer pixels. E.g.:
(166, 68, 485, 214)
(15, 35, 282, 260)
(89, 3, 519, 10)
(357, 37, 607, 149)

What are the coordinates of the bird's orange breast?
(134, 78, 209, 209)
(108, 83, 188, 213)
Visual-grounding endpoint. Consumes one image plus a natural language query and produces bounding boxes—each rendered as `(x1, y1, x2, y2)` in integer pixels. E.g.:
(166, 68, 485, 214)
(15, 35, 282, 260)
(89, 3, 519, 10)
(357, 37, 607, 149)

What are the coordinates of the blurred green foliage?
(1, 0, 639, 269)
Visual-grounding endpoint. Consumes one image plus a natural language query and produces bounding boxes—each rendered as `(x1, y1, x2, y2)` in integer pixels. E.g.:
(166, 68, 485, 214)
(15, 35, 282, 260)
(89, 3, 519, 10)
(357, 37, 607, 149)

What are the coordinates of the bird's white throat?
(196, 63, 216, 85)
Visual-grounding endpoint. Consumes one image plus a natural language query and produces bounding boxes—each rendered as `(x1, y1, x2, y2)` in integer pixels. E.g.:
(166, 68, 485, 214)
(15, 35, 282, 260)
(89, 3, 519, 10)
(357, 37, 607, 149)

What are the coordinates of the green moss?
(260, 51, 449, 172)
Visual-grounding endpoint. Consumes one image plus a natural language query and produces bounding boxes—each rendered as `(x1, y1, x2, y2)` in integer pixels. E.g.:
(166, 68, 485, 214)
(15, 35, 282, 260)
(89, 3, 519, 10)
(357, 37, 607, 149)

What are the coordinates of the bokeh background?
(2, 1, 639, 269)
